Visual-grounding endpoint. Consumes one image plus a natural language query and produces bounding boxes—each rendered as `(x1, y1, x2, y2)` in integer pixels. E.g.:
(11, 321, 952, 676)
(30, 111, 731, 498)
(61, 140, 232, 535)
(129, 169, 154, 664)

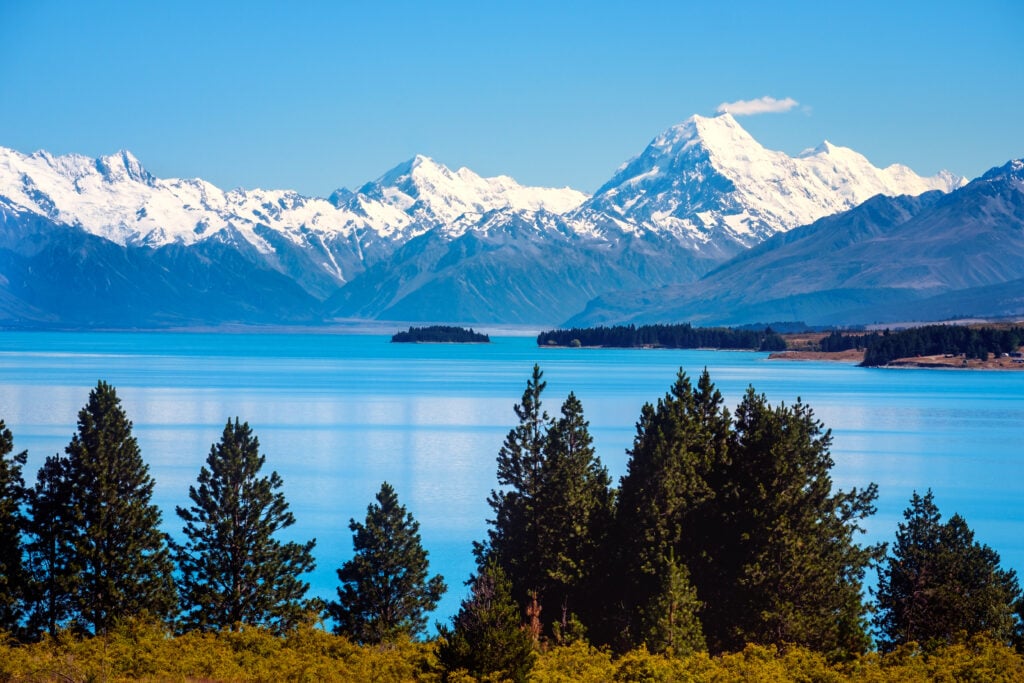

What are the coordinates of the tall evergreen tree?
(477, 364, 551, 607)
(535, 391, 613, 636)
(436, 561, 535, 683)
(479, 367, 615, 640)
(874, 490, 1022, 651)
(24, 453, 76, 637)
(51, 381, 177, 634)
(613, 370, 878, 657)
(710, 388, 881, 656)
(612, 369, 727, 652)
(328, 482, 446, 643)
(641, 550, 705, 656)
(176, 418, 316, 633)
(0, 420, 29, 633)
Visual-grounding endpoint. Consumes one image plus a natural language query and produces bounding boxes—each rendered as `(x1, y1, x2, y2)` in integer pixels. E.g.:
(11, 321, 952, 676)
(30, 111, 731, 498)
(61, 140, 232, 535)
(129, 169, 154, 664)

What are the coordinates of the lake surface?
(0, 331, 1021, 626)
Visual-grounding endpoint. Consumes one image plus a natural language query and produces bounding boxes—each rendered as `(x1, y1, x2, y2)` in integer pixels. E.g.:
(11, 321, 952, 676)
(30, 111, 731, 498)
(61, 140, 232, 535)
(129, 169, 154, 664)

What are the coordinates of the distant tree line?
(392, 325, 490, 343)
(537, 323, 787, 351)
(1, 373, 1021, 682)
(819, 329, 884, 353)
(817, 325, 1024, 365)
(735, 320, 827, 334)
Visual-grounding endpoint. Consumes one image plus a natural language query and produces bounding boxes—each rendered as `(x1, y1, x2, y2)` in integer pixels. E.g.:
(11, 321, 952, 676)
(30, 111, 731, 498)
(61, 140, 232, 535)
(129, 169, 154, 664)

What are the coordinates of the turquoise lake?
(0, 331, 1021, 625)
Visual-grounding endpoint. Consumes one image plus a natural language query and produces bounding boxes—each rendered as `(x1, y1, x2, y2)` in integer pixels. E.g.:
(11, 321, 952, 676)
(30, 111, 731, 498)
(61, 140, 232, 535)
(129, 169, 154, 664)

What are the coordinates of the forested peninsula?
(537, 323, 787, 351)
(1, 371, 1022, 681)
(775, 324, 1024, 368)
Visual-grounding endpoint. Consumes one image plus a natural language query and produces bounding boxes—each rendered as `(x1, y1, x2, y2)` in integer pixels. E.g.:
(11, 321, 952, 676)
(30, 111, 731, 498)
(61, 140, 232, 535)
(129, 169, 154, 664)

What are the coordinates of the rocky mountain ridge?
(0, 115, 971, 326)
(569, 159, 1024, 327)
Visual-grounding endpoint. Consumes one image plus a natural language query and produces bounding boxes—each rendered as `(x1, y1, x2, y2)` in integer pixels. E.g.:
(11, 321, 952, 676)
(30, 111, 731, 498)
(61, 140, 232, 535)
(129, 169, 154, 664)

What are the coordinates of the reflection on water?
(0, 331, 1021, 624)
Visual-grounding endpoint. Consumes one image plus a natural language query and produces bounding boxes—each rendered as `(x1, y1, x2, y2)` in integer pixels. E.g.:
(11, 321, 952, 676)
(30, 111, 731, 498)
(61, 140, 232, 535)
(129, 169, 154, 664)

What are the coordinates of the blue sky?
(1, 1, 1021, 196)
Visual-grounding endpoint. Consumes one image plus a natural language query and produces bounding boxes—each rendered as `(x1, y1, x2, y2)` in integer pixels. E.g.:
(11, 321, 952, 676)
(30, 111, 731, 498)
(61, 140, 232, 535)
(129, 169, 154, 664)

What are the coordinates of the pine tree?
(477, 364, 551, 608)
(24, 453, 76, 637)
(479, 367, 615, 641)
(711, 387, 881, 656)
(0, 420, 29, 633)
(535, 391, 613, 637)
(59, 381, 177, 634)
(641, 550, 705, 656)
(679, 369, 732, 637)
(613, 369, 726, 651)
(328, 481, 446, 643)
(176, 418, 316, 633)
(436, 561, 535, 683)
(874, 490, 1022, 651)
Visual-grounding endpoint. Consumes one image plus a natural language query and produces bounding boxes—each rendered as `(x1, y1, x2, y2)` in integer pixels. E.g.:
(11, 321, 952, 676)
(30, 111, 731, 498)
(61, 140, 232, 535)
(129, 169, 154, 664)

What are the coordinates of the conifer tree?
(24, 453, 76, 637)
(436, 561, 535, 683)
(328, 482, 446, 643)
(176, 418, 316, 633)
(874, 490, 1022, 651)
(479, 367, 615, 641)
(613, 369, 726, 651)
(535, 391, 613, 636)
(477, 364, 551, 607)
(641, 550, 705, 656)
(0, 420, 29, 633)
(711, 388, 881, 656)
(58, 381, 177, 634)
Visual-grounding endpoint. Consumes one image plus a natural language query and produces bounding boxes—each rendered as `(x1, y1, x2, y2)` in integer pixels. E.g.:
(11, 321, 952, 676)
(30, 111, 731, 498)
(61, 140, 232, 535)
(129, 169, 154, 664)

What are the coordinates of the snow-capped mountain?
(0, 113, 975, 327)
(570, 159, 1024, 327)
(2, 147, 585, 284)
(577, 113, 964, 249)
(348, 154, 586, 237)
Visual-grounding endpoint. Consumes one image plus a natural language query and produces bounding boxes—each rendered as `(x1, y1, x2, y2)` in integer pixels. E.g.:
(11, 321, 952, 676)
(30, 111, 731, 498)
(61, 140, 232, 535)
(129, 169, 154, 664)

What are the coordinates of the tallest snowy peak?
(651, 112, 759, 154)
(584, 112, 964, 247)
(402, 153, 451, 176)
(364, 154, 473, 197)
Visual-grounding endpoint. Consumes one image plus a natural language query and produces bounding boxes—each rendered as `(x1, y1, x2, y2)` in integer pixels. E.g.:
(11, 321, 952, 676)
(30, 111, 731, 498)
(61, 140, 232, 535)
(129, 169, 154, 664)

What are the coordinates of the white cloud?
(716, 96, 800, 116)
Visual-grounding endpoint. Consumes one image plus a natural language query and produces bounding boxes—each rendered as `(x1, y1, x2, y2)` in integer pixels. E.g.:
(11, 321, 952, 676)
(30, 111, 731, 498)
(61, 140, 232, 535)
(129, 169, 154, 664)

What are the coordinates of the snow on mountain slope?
(570, 158, 1024, 327)
(352, 154, 587, 235)
(0, 115, 961, 264)
(0, 147, 397, 254)
(0, 146, 585, 255)
(580, 113, 964, 248)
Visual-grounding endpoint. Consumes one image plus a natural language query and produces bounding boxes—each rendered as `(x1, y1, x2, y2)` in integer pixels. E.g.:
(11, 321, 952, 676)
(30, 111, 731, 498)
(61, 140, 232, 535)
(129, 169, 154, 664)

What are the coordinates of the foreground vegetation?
(537, 323, 786, 350)
(1, 621, 1023, 682)
(1, 368, 1022, 680)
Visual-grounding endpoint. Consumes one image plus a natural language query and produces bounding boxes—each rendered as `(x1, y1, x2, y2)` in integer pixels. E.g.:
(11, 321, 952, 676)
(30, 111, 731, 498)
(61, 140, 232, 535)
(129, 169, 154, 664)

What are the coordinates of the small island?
(391, 325, 490, 343)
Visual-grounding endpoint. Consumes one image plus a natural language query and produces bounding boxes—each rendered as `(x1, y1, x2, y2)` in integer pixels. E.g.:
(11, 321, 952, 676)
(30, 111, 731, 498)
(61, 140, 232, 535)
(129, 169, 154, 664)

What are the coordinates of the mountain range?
(3, 113, 1014, 329)
(571, 160, 1024, 326)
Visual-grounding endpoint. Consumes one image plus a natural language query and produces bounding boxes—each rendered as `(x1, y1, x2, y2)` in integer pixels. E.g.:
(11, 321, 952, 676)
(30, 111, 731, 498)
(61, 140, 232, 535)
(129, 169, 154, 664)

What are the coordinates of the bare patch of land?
(769, 332, 865, 363)
(884, 354, 1024, 370)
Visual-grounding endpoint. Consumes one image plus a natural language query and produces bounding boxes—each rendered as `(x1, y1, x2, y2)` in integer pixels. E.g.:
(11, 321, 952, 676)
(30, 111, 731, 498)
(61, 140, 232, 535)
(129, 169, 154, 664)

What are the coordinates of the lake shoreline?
(769, 350, 1024, 370)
